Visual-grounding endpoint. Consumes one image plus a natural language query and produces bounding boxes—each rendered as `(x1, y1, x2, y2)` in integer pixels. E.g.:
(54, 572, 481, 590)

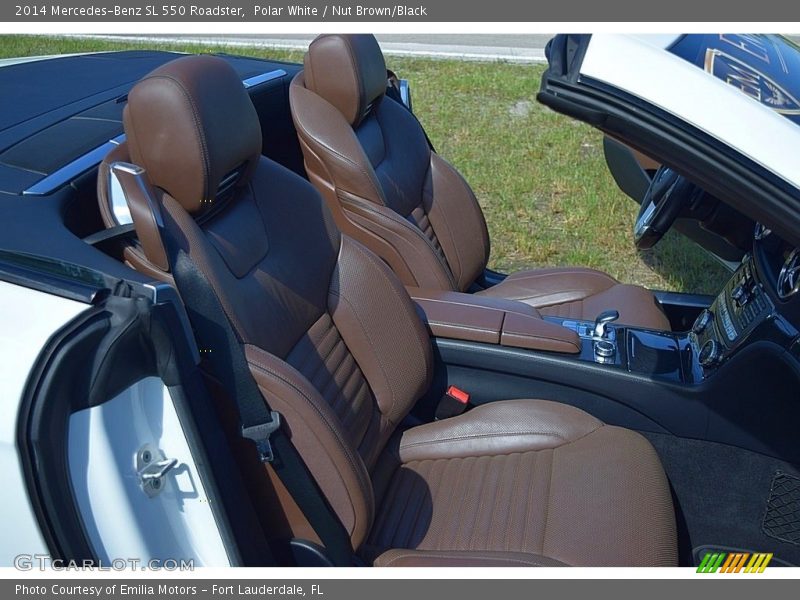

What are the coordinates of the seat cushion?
(366, 400, 677, 567)
(476, 267, 670, 330)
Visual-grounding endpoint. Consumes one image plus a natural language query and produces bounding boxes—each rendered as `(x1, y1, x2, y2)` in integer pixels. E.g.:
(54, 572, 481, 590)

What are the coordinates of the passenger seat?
(289, 34, 670, 330)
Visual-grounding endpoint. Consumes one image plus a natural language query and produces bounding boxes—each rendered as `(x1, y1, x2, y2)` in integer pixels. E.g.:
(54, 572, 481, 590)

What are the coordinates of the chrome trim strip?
(23, 134, 126, 196)
(23, 68, 287, 196)
(242, 68, 287, 89)
(108, 167, 133, 225)
(398, 79, 411, 109)
(217, 170, 240, 192)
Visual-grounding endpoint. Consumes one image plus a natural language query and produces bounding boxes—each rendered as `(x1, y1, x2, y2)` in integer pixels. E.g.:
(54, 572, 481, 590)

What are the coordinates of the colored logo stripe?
(697, 552, 773, 573)
(745, 553, 773, 573)
(697, 553, 725, 572)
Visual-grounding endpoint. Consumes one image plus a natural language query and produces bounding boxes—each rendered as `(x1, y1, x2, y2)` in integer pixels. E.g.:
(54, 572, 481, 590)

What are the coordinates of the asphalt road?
(76, 34, 554, 62)
(197, 34, 553, 47)
(74, 34, 800, 64)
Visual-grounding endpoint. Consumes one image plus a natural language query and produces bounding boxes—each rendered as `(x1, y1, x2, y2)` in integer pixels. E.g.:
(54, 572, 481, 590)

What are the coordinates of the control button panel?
(692, 255, 774, 373)
(718, 298, 738, 342)
(724, 275, 772, 342)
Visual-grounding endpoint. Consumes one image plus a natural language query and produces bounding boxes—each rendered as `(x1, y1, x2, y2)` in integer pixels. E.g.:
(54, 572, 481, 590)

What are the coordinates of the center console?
(410, 253, 790, 390)
(548, 314, 701, 383)
(546, 254, 778, 384)
(410, 258, 800, 464)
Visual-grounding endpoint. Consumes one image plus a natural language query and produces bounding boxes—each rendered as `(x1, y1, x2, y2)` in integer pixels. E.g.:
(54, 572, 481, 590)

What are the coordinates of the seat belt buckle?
(435, 385, 471, 420)
(241, 411, 282, 463)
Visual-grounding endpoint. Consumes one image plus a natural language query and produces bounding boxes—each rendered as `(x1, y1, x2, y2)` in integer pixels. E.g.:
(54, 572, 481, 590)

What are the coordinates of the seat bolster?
(244, 344, 375, 549)
(339, 193, 458, 290)
(329, 236, 434, 453)
(374, 549, 567, 567)
(577, 283, 671, 330)
(542, 424, 678, 566)
(398, 399, 603, 462)
(424, 153, 491, 292)
(290, 78, 386, 204)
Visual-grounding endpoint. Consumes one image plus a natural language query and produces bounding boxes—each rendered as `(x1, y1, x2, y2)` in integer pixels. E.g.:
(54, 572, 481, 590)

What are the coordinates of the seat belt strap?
(170, 250, 355, 567)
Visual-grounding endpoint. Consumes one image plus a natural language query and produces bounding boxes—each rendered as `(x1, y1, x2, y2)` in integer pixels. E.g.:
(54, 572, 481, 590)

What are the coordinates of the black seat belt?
(169, 248, 355, 567)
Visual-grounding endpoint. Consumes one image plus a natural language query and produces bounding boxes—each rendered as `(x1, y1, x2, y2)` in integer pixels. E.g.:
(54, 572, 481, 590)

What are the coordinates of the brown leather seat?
(114, 54, 677, 566)
(289, 34, 670, 330)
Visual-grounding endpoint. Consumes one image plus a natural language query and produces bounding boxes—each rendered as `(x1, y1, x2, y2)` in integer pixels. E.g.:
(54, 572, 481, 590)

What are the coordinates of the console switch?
(692, 309, 713, 334)
(731, 284, 749, 308)
(699, 339, 722, 367)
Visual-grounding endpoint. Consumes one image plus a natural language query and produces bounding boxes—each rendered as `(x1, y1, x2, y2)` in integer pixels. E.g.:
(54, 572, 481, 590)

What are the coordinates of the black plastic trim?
(654, 290, 715, 331)
(0, 250, 114, 304)
(16, 306, 107, 560)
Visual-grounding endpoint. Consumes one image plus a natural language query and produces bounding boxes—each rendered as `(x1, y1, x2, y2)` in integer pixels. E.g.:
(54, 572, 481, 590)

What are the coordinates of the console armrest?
(407, 287, 541, 317)
(407, 288, 580, 354)
(500, 312, 581, 354)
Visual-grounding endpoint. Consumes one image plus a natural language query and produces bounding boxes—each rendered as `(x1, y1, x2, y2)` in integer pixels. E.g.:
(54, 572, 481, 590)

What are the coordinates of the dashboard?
(690, 223, 800, 372)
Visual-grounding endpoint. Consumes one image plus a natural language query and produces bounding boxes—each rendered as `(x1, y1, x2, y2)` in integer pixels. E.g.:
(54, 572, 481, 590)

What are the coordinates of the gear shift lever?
(593, 309, 620, 339)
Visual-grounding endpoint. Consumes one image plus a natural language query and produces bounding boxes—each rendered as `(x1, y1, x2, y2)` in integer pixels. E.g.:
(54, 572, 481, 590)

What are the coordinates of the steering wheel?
(633, 166, 698, 249)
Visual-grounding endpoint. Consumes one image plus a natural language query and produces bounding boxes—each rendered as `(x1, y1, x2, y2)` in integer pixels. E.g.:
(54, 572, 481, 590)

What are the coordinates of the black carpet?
(643, 432, 800, 567)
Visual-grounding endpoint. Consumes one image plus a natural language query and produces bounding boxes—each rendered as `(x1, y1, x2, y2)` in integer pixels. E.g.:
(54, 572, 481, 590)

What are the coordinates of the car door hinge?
(136, 443, 178, 498)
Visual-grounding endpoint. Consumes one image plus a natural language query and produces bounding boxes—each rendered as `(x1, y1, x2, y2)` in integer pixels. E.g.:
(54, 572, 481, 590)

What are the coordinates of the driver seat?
(289, 34, 670, 330)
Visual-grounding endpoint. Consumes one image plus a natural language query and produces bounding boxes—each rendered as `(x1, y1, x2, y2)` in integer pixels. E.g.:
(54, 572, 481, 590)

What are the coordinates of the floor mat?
(762, 471, 800, 546)
(642, 432, 800, 567)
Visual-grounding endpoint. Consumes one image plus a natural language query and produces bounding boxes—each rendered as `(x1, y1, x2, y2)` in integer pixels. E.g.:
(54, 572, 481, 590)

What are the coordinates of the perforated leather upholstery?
(110, 54, 678, 567)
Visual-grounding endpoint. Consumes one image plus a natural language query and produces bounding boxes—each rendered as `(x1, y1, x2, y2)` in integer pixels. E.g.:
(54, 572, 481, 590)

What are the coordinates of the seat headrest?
(123, 55, 262, 215)
(303, 34, 387, 128)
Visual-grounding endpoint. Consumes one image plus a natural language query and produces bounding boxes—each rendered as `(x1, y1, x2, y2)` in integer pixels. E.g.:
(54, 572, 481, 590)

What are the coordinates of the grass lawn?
(0, 35, 731, 294)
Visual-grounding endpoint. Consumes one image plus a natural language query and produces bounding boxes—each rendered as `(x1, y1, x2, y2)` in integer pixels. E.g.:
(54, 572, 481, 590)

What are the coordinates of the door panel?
(0, 252, 269, 567)
(0, 280, 86, 564)
(68, 377, 230, 566)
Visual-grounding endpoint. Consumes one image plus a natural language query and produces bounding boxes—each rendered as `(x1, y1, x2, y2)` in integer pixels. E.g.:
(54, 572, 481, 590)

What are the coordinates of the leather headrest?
(303, 34, 387, 128)
(123, 55, 262, 215)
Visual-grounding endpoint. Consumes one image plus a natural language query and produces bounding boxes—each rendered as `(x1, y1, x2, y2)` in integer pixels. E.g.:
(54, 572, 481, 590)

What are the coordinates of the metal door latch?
(136, 444, 178, 498)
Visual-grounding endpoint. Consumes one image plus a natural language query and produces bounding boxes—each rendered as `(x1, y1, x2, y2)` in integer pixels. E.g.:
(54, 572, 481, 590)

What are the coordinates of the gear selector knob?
(594, 309, 620, 338)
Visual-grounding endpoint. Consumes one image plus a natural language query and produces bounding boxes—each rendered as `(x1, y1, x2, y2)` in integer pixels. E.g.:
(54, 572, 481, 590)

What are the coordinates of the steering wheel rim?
(633, 165, 695, 249)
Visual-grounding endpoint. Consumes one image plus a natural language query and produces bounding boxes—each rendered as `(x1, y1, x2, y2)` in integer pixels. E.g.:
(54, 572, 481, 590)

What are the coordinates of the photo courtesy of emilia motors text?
(1, 0, 800, 596)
